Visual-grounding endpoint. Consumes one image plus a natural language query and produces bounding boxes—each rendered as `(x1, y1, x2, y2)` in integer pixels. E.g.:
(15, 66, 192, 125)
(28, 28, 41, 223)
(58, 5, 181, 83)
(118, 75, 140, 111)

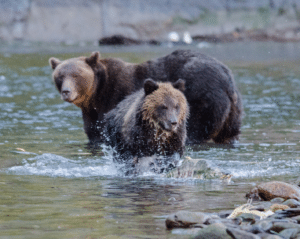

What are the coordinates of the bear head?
(142, 79, 188, 133)
(49, 52, 105, 108)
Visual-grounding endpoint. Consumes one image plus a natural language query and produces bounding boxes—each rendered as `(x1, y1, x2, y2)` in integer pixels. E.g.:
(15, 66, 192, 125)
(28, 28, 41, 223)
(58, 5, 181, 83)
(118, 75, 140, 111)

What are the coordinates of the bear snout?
(170, 119, 178, 131)
(61, 89, 71, 99)
(60, 79, 78, 103)
(159, 118, 178, 132)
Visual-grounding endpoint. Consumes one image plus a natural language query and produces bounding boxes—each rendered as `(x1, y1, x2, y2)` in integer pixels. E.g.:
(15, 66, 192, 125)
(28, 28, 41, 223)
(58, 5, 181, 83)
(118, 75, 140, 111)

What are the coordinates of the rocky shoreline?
(165, 180, 300, 239)
(98, 27, 300, 47)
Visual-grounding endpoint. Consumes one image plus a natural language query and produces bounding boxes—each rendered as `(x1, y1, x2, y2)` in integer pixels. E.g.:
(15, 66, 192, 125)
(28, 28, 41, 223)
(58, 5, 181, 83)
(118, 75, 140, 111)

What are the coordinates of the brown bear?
(103, 78, 189, 163)
(49, 49, 243, 145)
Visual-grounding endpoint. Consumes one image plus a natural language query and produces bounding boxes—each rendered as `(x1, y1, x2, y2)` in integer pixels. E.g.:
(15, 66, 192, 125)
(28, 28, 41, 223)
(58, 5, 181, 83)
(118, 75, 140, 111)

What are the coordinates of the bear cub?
(103, 78, 189, 168)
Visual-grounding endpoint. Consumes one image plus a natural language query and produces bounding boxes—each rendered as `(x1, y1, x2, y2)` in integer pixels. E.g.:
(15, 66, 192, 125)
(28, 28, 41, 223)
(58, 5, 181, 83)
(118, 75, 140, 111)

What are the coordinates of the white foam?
(6, 152, 121, 178)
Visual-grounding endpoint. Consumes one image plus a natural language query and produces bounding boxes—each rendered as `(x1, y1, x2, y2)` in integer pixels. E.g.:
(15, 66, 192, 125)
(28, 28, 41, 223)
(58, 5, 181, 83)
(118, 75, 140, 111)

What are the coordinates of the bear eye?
(175, 104, 180, 110)
(55, 78, 62, 91)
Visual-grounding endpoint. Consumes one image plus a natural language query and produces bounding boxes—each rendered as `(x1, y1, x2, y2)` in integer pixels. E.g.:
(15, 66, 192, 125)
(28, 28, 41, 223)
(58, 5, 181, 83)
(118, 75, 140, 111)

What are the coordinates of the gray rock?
(253, 220, 273, 232)
(171, 227, 202, 236)
(205, 217, 242, 226)
(251, 202, 272, 211)
(278, 228, 299, 239)
(270, 197, 285, 203)
(193, 223, 232, 239)
(219, 210, 233, 218)
(271, 222, 300, 233)
(257, 233, 283, 239)
(236, 213, 260, 224)
(249, 225, 268, 234)
(165, 211, 210, 229)
(275, 208, 300, 218)
(283, 199, 300, 208)
(193, 224, 208, 228)
(226, 227, 261, 239)
(291, 215, 300, 223)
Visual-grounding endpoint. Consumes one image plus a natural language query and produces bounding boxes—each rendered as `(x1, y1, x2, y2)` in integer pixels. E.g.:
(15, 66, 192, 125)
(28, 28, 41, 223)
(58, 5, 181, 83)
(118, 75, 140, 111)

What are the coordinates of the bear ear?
(85, 51, 101, 68)
(144, 79, 159, 96)
(173, 79, 185, 92)
(49, 57, 61, 70)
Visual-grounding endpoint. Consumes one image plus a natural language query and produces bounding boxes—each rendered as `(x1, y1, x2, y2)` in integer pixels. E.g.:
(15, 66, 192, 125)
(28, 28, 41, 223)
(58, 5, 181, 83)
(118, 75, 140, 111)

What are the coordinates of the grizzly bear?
(49, 49, 243, 145)
(103, 78, 189, 163)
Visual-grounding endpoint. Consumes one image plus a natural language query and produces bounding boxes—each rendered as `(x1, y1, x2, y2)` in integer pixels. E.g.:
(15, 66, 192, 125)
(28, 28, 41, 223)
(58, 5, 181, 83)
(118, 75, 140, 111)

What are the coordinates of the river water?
(0, 42, 300, 238)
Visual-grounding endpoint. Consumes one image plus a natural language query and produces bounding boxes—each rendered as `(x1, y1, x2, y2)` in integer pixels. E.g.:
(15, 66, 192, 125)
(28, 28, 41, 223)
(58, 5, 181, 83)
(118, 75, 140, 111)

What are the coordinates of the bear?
(103, 79, 189, 161)
(49, 49, 243, 145)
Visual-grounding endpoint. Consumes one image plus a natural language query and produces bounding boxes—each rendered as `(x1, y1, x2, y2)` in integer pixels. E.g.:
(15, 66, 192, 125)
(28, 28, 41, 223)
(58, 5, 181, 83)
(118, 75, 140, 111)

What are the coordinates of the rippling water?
(0, 43, 300, 238)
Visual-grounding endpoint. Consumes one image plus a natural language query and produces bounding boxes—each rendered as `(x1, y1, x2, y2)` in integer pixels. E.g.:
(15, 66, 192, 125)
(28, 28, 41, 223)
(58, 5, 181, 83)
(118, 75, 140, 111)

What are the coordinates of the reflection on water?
(0, 43, 300, 238)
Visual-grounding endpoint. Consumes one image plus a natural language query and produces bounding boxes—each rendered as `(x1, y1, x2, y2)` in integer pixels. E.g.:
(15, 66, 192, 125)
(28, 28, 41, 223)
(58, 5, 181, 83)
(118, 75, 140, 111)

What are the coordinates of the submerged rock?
(166, 158, 226, 179)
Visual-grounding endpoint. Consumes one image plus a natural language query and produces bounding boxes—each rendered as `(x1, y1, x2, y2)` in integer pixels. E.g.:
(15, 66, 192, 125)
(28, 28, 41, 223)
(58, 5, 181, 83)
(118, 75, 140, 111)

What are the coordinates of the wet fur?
(104, 80, 189, 161)
(49, 49, 243, 144)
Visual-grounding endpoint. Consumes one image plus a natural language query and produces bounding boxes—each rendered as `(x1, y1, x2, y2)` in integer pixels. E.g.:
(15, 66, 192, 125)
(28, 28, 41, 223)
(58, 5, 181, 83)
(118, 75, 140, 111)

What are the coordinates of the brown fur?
(49, 50, 243, 145)
(104, 79, 189, 160)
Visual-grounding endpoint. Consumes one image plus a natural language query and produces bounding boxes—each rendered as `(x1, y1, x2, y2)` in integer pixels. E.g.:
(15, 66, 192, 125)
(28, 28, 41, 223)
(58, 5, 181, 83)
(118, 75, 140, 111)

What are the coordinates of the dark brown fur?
(49, 50, 243, 144)
(103, 79, 189, 161)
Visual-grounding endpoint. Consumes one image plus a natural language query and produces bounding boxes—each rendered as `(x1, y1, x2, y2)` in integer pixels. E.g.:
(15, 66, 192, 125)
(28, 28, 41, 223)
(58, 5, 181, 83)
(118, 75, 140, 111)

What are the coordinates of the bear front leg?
(82, 111, 105, 144)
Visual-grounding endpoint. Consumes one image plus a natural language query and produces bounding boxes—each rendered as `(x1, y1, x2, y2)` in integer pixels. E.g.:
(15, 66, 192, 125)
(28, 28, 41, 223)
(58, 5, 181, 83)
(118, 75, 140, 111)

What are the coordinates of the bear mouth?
(61, 93, 78, 103)
(158, 121, 175, 132)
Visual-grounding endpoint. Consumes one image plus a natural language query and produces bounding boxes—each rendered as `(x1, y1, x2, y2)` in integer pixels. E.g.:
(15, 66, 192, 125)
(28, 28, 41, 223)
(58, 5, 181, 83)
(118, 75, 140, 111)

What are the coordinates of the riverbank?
(1, 0, 300, 43)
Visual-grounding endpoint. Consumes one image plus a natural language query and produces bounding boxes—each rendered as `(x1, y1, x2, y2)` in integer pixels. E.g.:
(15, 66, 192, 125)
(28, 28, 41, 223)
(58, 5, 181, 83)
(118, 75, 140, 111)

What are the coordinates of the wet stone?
(270, 197, 285, 203)
(226, 227, 261, 239)
(251, 202, 272, 212)
(249, 224, 268, 234)
(165, 211, 210, 229)
(258, 234, 283, 239)
(271, 222, 300, 233)
(238, 224, 253, 232)
(253, 220, 273, 232)
(275, 208, 300, 217)
(236, 213, 260, 224)
(193, 224, 208, 228)
(257, 181, 300, 201)
(291, 215, 300, 223)
(193, 223, 232, 239)
(283, 199, 300, 208)
(218, 210, 233, 218)
(278, 228, 299, 239)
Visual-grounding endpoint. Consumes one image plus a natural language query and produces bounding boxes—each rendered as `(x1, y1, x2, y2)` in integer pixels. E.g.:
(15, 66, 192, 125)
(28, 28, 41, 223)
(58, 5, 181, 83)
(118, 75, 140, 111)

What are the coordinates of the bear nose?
(171, 121, 177, 126)
(62, 90, 70, 97)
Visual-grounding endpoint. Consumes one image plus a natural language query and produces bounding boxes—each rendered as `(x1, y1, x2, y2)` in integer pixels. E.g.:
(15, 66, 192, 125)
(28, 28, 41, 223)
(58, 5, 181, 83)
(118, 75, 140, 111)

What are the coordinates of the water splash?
(6, 150, 121, 178)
